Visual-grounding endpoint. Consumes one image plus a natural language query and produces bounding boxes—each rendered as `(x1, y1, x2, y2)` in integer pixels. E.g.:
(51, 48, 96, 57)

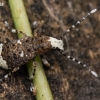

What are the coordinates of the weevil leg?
(3, 20, 27, 37)
(33, 61, 37, 76)
(27, 61, 37, 95)
(30, 83, 36, 95)
(41, 55, 54, 69)
(29, 61, 37, 80)
(41, 58, 50, 68)
(0, 67, 20, 82)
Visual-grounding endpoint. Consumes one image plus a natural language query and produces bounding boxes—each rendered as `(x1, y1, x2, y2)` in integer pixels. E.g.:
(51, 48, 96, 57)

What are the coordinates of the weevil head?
(34, 35, 64, 55)
(48, 37, 64, 51)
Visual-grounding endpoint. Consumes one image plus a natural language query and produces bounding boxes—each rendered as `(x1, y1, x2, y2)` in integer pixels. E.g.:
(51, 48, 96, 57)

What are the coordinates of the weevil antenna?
(61, 7, 100, 38)
(60, 51, 100, 80)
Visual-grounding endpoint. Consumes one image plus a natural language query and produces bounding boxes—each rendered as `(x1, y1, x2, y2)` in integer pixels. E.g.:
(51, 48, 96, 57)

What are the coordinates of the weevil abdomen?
(0, 35, 64, 69)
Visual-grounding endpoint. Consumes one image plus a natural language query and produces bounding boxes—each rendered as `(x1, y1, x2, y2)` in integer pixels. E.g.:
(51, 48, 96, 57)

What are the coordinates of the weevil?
(0, 33, 64, 69)
(0, 1, 100, 81)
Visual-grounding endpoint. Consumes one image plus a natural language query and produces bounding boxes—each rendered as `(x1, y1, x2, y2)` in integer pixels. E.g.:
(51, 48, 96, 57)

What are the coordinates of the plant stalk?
(8, 0, 53, 100)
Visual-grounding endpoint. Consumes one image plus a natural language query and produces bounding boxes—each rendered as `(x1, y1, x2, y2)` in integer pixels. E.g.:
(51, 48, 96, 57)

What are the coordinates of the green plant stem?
(8, 0, 53, 100)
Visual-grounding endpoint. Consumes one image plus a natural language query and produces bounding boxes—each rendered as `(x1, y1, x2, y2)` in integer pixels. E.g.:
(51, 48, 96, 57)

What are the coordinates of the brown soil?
(0, 0, 100, 100)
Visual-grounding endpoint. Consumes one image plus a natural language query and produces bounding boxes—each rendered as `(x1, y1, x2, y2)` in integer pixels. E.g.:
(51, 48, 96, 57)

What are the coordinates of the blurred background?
(0, 0, 100, 100)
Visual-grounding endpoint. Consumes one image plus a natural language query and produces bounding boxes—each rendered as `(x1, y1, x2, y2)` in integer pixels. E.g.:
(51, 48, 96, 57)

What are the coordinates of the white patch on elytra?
(48, 37, 64, 50)
(17, 40, 22, 44)
(0, 44, 8, 69)
(20, 51, 24, 57)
